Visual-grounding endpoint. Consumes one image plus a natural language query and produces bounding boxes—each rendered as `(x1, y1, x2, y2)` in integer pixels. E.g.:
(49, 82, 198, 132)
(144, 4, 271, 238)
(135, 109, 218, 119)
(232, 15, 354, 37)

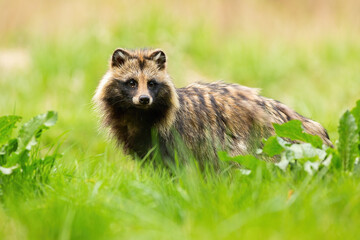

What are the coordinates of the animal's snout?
(139, 95, 150, 105)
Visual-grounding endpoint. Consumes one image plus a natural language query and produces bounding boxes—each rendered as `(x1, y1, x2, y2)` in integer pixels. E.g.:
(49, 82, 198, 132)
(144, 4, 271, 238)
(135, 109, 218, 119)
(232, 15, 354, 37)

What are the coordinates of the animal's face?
(94, 48, 177, 112)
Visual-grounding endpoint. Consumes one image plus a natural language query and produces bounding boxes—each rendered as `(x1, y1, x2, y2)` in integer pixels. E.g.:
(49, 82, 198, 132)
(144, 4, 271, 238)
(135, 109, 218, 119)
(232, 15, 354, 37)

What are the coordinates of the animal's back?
(172, 82, 332, 160)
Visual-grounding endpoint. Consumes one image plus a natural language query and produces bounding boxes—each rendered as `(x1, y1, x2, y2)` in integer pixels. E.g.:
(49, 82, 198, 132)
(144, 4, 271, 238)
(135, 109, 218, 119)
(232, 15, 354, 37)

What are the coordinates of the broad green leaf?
(351, 100, 360, 131)
(275, 156, 289, 171)
(218, 151, 232, 162)
(232, 155, 265, 170)
(273, 120, 323, 148)
(351, 100, 360, 152)
(17, 111, 57, 153)
(6, 150, 29, 167)
(303, 161, 320, 175)
(327, 148, 341, 171)
(338, 111, 359, 171)
(219, 151, 265, 170)
(0, 165, 19, 175)
(286, 143, 326, 163)
(0, 115, 22, 145)
(262, 136, 284, 157)
(0, 139, 18, 156)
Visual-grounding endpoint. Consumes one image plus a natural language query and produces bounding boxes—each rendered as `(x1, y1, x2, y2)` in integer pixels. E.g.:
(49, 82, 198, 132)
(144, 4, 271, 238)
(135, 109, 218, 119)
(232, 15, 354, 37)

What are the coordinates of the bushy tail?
(262, 97, 334, 147)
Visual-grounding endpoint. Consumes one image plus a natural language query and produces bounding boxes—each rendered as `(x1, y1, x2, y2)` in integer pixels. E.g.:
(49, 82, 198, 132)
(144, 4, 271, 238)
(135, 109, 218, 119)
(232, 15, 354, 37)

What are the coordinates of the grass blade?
(0, 116, 22, 145)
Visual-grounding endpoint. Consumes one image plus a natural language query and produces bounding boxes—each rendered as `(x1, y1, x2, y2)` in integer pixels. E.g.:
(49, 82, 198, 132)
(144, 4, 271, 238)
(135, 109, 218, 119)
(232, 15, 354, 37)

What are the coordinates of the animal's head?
(94, 48, 179, 132)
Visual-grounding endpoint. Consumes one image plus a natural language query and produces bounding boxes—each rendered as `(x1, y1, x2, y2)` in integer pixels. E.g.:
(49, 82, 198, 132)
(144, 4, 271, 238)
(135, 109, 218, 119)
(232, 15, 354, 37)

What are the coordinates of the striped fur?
(93, 48, 333, 165)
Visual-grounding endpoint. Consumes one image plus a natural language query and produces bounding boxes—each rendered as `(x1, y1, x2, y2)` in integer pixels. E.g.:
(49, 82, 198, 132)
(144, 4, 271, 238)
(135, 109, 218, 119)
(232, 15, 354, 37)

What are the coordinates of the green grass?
(1, 1, 360, 239)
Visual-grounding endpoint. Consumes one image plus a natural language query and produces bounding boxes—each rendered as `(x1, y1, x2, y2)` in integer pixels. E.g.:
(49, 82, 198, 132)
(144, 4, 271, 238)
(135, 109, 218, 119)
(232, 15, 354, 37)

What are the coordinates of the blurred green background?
(1, 0, 360, 153)
(1, 1, 360, 239)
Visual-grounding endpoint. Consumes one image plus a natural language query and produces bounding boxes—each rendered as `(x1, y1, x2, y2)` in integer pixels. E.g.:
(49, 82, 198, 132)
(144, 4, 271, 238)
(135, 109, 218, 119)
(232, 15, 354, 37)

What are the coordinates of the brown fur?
(93, 48, 333, 165)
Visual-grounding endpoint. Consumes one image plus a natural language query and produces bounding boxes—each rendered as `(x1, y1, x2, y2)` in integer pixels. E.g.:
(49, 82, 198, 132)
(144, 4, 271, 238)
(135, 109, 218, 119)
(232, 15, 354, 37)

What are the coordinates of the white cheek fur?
(93, 71, 112, 101)
(132, 96, 139, 104)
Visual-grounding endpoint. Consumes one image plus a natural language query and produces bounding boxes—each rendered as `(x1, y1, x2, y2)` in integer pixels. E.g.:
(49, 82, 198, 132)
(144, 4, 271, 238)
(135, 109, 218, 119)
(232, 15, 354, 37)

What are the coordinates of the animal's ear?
(149, 49, 166, 70)
(111, 48, 131, 68)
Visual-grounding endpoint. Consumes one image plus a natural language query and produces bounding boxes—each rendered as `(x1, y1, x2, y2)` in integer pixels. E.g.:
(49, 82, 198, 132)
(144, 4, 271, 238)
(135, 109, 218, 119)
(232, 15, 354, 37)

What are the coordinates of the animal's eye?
(126, 79, 137, 88)
(148, 79, 157, 88)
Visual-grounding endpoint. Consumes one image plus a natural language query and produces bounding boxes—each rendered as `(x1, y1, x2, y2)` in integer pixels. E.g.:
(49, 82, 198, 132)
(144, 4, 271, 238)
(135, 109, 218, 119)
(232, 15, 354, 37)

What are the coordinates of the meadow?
(1, 0, 360, 239)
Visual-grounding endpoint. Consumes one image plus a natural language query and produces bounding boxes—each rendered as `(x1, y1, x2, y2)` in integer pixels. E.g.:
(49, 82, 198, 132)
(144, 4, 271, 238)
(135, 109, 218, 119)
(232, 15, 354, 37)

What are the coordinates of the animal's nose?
(139, 95, 150, 105)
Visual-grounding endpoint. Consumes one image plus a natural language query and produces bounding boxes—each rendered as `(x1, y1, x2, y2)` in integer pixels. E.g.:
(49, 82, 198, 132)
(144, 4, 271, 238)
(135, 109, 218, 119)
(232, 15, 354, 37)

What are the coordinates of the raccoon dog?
(93, 48, 332, 166)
